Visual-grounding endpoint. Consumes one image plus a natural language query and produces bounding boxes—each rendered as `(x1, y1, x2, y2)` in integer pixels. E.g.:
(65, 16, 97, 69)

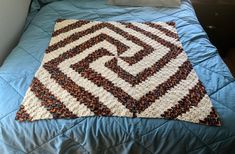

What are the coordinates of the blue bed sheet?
(0, 0, 235, 153)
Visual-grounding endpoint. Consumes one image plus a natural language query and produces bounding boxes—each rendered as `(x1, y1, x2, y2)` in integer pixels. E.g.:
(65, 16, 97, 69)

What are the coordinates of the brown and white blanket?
(16, 19, 221, 126)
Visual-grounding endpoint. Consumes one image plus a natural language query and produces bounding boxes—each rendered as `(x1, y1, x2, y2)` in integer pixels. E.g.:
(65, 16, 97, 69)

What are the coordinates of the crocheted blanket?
(16, 19, 220, 126)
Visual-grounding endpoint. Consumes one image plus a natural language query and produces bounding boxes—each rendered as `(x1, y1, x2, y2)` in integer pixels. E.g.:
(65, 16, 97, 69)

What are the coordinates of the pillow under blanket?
(107, 0, 181, 7)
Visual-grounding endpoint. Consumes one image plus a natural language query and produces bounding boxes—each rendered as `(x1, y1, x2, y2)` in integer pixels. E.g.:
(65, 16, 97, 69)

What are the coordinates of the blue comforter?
(0, 0, 235, 153)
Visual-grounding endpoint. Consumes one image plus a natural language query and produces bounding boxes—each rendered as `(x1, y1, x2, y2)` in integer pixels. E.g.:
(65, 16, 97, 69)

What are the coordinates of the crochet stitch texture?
(16, 19, 220, 126)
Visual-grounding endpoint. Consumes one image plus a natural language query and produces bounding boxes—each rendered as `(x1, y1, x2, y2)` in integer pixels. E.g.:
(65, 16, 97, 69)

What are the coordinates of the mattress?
(0, 0, 235, 153)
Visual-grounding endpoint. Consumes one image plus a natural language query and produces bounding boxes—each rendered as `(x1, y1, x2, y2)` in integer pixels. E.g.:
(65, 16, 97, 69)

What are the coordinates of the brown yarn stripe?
(103, 23, 154, 65)
(52, 20, 90, 37)
(145, 22, 179, 39)
(56, 19, 66, 23)
(75, 59, 192, 114)
(78, 67, 137, 115)
(199, 108, 221, 126)
(16, 105, 33, 122)
(46, 23, 154, 66)
(120, 22, 183, 65)
(105, 58, 137, 85)
(30, 78, 77, 119)
(105, 45, 182, 86)
(43, 65, 113, 116)
(46, 23, 107, 53)
(47, 26, 179, 88)
(66, 45, 145, 114)
(16, 20, 220, 126)
(166, 22, 176, 27)
(71, 48, 114, 73)
(122, 22, 182, 51)
(137, 60, 193, 113)
(47, 24, 191, 114)
(62, 29, 183, 87)
(161, 81, 206, 119)
(44, 33, 128, 67)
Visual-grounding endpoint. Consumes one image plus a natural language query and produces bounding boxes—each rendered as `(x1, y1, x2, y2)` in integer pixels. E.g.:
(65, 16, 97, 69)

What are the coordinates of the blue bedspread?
(0, 0, 235, 153)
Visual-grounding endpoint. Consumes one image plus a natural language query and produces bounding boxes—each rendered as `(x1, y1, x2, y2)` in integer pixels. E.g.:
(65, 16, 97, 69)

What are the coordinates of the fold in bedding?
(0, 0, 235, 153)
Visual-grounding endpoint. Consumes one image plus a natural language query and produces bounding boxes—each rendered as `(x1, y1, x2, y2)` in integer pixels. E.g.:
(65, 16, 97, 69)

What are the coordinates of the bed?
(0, 0, 235, 153)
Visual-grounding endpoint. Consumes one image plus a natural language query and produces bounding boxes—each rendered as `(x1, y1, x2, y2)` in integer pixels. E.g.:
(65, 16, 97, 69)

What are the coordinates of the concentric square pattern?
(16, 19, 220, 126)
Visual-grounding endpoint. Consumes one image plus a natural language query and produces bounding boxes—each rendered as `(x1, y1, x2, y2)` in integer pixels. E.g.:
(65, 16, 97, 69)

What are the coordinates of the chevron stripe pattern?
(16, 19, 221, 126)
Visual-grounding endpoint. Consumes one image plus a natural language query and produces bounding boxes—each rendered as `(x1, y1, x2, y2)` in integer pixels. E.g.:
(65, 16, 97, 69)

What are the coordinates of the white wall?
(0, 0, 31, 65)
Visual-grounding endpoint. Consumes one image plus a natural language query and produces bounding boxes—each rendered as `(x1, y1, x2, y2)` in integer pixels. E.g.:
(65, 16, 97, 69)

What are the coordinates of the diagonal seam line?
(62, 120, 136, 153)
(104, 139, 132, 152)
(189, 135, 235, 153)
(111, 118, 160, 152)
(192, 61, 235, 96)
(149, 14, 198, 29)
(100, 131, 154, 154)
(62, 134, 90, 154)
(0, 138, 27, 154)
(210, 81, 235, 96)
(0, 74, 33, 122)
(112, 119, 167, 153)
(196, 64, 234, 81)
(0, 109, 18, 122)
(30, 23, 51, 36)
(18, 46, 41, 63)
(0, 75, 24, 98)
(28, 118, 87, 153)
(140, 121, 169, 137)
(112, 118, 132, 136)
(47, 5, 63, 18)
(185, 45, 234, 82)
(210, 97, 235, 114)
(181, 123, 216, 153)
(190, 52, 217, 67)
(134, 140, 154, 154)
(137, 9, 189, 24)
